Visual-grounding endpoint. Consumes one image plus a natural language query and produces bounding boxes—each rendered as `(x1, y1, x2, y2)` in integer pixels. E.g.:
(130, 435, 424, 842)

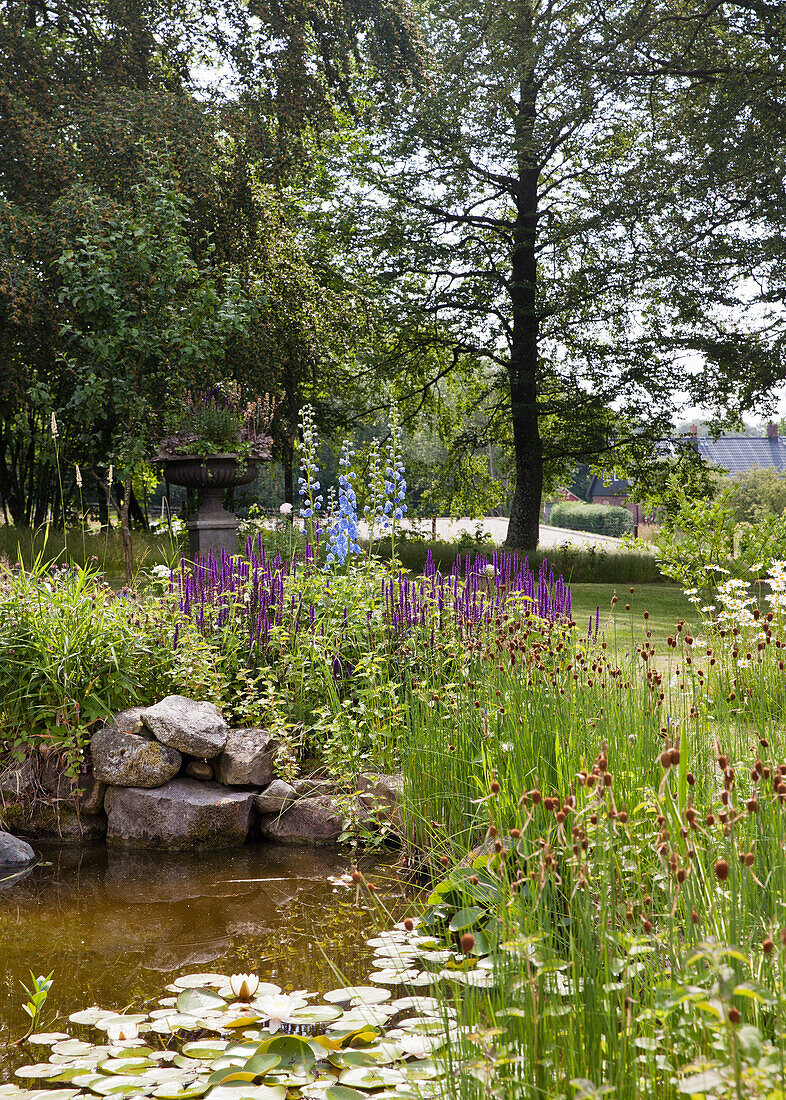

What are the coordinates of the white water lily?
(229, 973, 260, 1001)
(253, 992, 308, 1033)
(105, 1018, 139, 1043)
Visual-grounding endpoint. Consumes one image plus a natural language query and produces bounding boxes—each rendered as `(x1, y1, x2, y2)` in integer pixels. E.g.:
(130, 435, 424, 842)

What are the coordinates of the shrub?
(0, 560, 225, 770)
(550, 500, 633, 536)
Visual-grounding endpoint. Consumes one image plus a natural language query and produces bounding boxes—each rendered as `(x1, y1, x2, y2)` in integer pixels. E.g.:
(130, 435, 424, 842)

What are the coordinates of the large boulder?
(0, 830, 35, 866)
(216, 729, 278, 787)
(293, 777, 336, 798)
(1, 801, 107, 842)
(358, 773, 403, 821)
(101, 706, 148, 738)
(91, 726, 181, 789)
(105, 780, 255, 850)
(40, 757, 107, 813)
(0, 757, 37, 799)
(141, 696, 228, 759)
(257, 795, 344, 846)
(254, 779, 297, 813)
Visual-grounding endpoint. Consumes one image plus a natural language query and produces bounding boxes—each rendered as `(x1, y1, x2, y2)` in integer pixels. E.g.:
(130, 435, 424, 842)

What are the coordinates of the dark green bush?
(550, 501, 633, 537)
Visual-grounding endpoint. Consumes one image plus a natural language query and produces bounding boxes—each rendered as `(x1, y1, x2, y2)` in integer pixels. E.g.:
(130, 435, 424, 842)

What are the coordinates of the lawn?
(571, 581, 700, 649)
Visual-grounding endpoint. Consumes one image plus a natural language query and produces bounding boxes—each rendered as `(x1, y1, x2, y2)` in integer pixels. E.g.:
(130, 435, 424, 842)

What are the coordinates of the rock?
(0, 830, 36, 866)
(258, 795, 344, 846)
(40, 758, 107, 813)
(254, 779, 297, 813)
(105, 780, 255, 850)
(358, 773, 404, 819)
(100, 706, 150, 738)
(1, 801, 107, 842)
(0, 757, 37, 799)
(216, 729, 278, 786)
(184, 760, 214, 781)
(91, 725, 182, 789)
(292, 777, 336, 798)
(141, 696, 229, 759)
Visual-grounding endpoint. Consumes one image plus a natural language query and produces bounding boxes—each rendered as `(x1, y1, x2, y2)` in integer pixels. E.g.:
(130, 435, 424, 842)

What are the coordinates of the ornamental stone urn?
(162, 455, 261, 561)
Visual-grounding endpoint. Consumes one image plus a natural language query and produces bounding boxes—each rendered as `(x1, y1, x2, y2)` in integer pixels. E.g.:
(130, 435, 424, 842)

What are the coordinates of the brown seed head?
(351, 869, 363, 883)
(715, 859, 730, 881)
(670, 748, 681, 765)
(729, 1007, 741, 1025)
(490, 781, 500, 794)
(691, 908, 699, 924)
(460, 933, 475, 954)
(660, 750, 672, 768)
(763, 937, 775, 955)
(404, 918, 415, 932)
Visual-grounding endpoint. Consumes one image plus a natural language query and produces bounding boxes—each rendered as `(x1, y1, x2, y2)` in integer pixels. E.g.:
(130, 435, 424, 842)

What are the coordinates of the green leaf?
(448, 907, 483, 932)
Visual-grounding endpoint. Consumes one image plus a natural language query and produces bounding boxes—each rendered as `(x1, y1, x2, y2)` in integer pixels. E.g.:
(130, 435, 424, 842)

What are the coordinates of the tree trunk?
(121, 477, 133, 585)
(505, 43, 542, 550)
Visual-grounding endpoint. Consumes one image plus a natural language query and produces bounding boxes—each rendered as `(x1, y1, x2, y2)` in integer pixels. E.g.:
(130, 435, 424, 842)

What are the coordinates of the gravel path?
(369, 516, 626, 551)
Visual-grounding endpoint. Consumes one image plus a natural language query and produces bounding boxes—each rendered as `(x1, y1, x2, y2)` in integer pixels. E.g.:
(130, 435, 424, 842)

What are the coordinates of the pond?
(0, 842, 413, 1082)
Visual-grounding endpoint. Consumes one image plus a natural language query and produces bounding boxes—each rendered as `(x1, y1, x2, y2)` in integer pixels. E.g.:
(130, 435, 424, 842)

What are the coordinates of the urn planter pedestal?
(161, 455, 260, 561)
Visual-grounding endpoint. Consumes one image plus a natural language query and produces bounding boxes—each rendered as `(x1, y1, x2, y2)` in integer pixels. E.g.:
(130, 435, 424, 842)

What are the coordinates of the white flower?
(253, 992, 308, 1033)
(51, 411, 59, 440)
(279, 502, 293, 515)
(106, 1018, 139, 1043)
(229, 973, 260, 1001)
(75, 464, 82, 489)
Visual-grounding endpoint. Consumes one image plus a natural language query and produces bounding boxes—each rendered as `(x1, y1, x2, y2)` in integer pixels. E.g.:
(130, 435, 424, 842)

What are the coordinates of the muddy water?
(0, 842, 413, 1080)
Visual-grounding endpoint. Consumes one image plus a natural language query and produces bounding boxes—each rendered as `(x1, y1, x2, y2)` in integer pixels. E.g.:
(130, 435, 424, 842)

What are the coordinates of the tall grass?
(0, 525, 183, 578)
(392, 590, 786, 1096)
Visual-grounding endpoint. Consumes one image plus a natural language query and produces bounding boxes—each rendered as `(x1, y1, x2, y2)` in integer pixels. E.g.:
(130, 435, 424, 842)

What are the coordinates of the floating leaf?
(448, 907, 484, 933)
(176, 988, 227, 1014)
(290, 1005, 344, 1024)
(324, 987, 390, 1006)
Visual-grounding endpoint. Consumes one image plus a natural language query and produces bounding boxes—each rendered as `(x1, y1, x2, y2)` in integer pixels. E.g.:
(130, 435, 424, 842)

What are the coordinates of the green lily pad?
(290, 1004, 344, 1024)
(176, 988, 227, 1014)
(151, 1083, 210, 1099)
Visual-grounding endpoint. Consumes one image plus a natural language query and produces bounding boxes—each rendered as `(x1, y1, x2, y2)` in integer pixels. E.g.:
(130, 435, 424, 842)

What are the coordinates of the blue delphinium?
(325, 440, 362, 570)
(381, 408, 407, 557)
(297, 405, 323, 544)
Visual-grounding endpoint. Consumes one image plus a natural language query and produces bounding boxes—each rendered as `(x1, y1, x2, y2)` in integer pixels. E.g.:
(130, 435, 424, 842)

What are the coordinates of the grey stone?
(105, 779, 255, 850)
(0, 830, 35, 866)
(217, 729, 278, 786)
(254, 779, 297, 813)
(91, 725, 182, 789)
(0, 757, 37, 799)
(358, 773, 404, 820)
(292, 777, 336, 798)
(185, 760, 214, 781)
(141, 696, 229, 759)
(40, 758, 106, 813)
(258, 795, 344, 846)
(101, 707, 149, 738)
(2, 801, 107, 842)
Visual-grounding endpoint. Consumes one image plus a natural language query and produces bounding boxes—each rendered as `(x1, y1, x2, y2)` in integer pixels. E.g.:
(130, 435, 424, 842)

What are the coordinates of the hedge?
(549, 502, 634, 537)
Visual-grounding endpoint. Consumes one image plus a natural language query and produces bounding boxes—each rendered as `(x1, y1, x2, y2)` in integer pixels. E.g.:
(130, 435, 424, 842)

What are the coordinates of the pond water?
(0, 842, 413, 1082)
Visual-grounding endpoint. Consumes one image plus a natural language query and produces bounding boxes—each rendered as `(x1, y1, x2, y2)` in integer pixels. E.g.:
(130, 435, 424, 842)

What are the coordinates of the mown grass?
(571, 581, 700, 650)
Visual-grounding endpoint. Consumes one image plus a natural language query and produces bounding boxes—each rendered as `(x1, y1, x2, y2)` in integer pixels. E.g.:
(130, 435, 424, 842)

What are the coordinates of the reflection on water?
(0, 842, 413, 1081)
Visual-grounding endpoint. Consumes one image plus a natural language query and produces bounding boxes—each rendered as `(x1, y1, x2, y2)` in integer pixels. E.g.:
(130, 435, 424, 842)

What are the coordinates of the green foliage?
(723, 467, 786, 525)
(655, 475, 786, 593)
(550, 502, 633, 537)
(0, 559, 226, 770)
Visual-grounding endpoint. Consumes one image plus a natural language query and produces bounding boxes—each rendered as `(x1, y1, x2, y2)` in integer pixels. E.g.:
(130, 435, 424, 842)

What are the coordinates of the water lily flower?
(230, 973, 260, 1001)
(254, 992, 308, 1033)
(106, 1018, 139, 1043)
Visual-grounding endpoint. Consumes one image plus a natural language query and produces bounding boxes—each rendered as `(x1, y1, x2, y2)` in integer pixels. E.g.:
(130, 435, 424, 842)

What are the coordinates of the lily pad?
(176, 988, 227, 1014)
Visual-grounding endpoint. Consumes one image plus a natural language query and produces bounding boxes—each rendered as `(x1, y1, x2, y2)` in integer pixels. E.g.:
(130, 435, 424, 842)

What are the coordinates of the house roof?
(696, 436, 786, 473)
(587, 475, 629, 497)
